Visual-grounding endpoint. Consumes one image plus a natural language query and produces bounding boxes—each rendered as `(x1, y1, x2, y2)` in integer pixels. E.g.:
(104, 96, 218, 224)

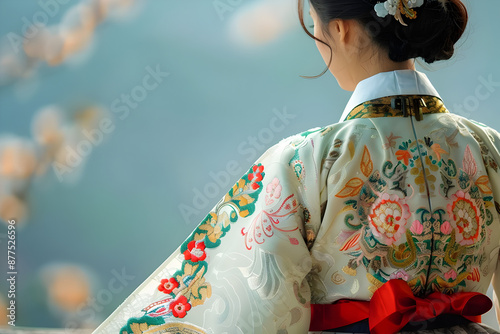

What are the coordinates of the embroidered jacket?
(94, 70, 500, 334)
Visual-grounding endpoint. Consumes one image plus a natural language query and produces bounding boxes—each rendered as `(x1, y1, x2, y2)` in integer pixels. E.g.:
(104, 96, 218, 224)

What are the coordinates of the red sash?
(310, 279, 492, 333)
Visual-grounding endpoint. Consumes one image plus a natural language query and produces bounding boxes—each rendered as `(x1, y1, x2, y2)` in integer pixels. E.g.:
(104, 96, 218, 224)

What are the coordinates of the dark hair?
(298, 0, 468, 78)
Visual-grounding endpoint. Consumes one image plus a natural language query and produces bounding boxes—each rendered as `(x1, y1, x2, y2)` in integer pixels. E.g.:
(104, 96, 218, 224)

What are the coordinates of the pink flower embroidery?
(440, 221, 452, 235)
(444, 269, 457, 281)
(183, 240, 206, 262)
(368, 193, 411, 246)
(410, 220, 423, 235)
(447, 190, 482, 246)
(169, 295, 191, 318)
(158, 277, 179, 294)
(463, 145, 477, 177)
(266, 177, 282, 198)
(265, 177, 282, 205)
(390, 269, 410, 281)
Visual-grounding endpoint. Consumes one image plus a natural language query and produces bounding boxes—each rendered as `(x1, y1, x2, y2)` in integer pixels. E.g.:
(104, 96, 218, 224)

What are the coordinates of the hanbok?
(94, 70, 500, 334)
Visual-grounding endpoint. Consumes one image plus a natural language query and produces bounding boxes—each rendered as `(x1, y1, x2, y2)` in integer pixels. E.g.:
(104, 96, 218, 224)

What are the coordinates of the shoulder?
(278, 121, 367, 151)
(262, 122, 357, 161)
(435, 112, 500, 169)
(253, 121, 371, 185)
(443, 112, 500, 144)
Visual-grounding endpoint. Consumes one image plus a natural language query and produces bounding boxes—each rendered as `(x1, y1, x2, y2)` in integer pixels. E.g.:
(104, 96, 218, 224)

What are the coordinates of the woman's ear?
(327, 19, 350, 46)
(328, 19, 369, 60)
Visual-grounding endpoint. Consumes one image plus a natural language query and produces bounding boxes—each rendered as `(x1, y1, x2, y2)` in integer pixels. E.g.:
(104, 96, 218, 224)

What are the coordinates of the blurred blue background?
(0, 0, 499, 330)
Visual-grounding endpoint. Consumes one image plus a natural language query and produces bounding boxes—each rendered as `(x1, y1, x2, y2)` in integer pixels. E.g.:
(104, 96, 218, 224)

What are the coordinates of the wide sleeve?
(93, 134, 322, 334)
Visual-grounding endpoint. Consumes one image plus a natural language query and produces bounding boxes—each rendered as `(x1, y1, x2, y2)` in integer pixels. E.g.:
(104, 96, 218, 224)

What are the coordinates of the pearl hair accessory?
(374, 0, 425, 26)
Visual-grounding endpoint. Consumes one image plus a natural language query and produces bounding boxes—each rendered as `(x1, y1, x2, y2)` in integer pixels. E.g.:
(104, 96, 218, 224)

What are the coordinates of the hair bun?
(386, 0, 468, 63)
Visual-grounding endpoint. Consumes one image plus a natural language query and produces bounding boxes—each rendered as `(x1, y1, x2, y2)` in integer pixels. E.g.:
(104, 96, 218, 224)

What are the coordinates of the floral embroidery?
(440, 221, 452, 235)
(444, 269, 457, 281)
(425, 136, 448, 161)
(390, 269, 409, 281)
(197, 214, 222, 244)
(169, 295, 191, 318)
(368, 193, 411, 246)
(430, 143, 448, 161)
(463, 145, 477, 177)
(120, 164, 265, 333)
(396, 149, 411, 166)
(336, 134, 494, 296)
(242, 193, 299, 250)
(447, 190, 482, 246)
(266, 177, 282, 197)
(248, 165, 264, 190)
(384, 133, 402, 150)
(410, 220, 423, 235)
(158, 278, 179, 294)
(183, 241, 207, 262)
(265, 177, 282, 205)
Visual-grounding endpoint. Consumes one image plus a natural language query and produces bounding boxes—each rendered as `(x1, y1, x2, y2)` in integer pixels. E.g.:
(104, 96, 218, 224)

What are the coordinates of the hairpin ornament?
(374, 0, 425, 26)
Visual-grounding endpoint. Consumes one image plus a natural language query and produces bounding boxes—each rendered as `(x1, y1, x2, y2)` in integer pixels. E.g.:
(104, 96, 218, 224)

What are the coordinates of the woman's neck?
(351, 58, 416, 91)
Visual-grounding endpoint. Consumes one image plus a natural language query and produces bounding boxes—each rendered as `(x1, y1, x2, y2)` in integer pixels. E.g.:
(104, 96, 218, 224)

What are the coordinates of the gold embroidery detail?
(388, 230, 417, 268)
(366, 272, 384, 292)
(435, 272, 470, 289)
(342, 266, 357, 276)
(345, 95, 448, 121)
(444, 230, 466, 265)
(143, 322, 207, 334)
(366, 273, 384, 295)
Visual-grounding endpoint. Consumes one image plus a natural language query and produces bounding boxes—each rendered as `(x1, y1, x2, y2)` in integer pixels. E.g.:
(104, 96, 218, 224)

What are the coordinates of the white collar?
(340, 70, 441, 122)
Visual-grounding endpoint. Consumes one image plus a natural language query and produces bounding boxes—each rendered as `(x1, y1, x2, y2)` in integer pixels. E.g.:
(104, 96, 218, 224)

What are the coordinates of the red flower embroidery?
(169, 295, 191, 318)
(158, 277, 179, 294)
(248, 165, 264, 190)
(183, 240, 206, 262)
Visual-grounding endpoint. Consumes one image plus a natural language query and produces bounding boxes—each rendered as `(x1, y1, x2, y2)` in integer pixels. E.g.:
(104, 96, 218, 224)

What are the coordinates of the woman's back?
(306, 95, 500, 304)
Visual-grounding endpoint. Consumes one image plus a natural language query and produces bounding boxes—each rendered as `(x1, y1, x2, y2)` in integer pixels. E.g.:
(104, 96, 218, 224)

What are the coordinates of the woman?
(95, 0, 500, 333)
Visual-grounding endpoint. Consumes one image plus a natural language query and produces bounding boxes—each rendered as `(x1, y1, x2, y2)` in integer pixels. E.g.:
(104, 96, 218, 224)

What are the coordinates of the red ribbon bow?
(310, 279, 492, 333)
